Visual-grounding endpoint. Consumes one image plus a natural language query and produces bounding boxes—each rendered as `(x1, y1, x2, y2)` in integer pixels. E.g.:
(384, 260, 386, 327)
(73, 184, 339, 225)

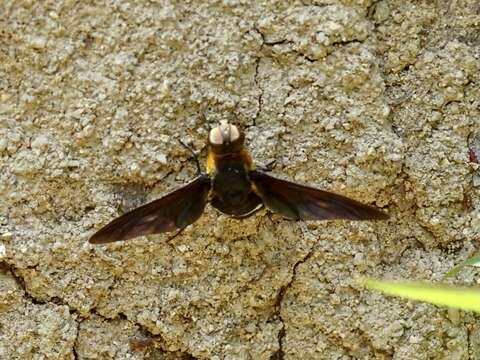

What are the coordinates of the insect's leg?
(166, 227, 186, 244)
(178, 140, 202, 175)
(265, 211, 277, 226)
(255, 209, 276, 235)
(257, 159, 276, 172)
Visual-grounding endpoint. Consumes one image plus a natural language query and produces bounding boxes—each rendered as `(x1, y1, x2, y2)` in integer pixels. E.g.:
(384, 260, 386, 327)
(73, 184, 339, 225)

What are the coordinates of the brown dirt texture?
(1, 0, 479, 359)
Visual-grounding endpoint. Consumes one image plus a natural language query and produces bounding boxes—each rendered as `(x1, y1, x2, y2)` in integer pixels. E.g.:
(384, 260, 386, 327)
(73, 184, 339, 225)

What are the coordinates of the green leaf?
(362, 278, 480, 313)
(444, 255, 480, 278)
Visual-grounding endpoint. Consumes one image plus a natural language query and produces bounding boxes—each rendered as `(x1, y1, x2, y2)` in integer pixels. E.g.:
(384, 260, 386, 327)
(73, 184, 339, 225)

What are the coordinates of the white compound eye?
(208, 126, 224, 145)
(209, 120, 240, 145)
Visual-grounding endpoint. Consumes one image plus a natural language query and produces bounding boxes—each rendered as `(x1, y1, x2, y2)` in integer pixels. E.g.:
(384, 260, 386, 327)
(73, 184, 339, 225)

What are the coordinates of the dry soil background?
(1, 0, 479, 359)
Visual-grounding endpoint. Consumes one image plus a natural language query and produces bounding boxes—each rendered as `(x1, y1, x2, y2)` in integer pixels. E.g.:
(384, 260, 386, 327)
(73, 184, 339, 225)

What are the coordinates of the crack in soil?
(253, 55, 263, 127)
(2, 262, 48, 306)
(1, 261, 84, 358)
(250, 26, 266, 127)
(1, 260, 198, 359)
(73, 318, 81, 360)
(270, 238, 318, 360)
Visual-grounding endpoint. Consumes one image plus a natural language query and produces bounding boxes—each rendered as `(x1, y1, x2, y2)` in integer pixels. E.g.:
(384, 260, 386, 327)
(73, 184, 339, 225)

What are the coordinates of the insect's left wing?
(250, 170, 389, 221)
(89, 175, 211, 244)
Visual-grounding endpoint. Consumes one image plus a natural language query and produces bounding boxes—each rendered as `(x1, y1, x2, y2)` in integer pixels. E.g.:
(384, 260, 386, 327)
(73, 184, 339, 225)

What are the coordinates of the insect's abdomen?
(210, 162, 262, 217)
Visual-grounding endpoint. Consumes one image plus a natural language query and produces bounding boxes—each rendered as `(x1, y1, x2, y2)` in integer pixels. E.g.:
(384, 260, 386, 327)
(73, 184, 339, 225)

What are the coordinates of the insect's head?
(208, 120, 245, 154)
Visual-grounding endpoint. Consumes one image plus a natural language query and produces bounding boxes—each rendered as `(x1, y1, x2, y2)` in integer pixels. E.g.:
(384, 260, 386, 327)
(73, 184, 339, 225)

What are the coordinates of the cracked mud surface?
(1, 0, 479, 359)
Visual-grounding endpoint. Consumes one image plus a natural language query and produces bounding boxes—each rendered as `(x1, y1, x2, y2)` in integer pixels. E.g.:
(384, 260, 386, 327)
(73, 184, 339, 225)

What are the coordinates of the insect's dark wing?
(89, 175, 211, 244)
(250, 170, 389, 221)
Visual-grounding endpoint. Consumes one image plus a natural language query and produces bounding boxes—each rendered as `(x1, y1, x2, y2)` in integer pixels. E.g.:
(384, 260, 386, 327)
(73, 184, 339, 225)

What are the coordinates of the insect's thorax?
(207, 151, 262, 217)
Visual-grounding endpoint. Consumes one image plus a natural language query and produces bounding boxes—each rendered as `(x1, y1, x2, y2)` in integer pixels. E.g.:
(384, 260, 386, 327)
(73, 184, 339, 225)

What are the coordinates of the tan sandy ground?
(0, 0, 479, 359)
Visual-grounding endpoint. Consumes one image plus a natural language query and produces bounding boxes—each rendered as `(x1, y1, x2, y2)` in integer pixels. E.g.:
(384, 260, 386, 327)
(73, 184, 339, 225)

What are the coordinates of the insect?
(89, 121, 389, 244)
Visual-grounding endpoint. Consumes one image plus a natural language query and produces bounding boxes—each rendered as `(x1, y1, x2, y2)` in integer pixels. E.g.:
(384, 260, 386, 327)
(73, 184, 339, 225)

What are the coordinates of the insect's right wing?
(89, 175, 211, 244)
(250, 170, 389, 221)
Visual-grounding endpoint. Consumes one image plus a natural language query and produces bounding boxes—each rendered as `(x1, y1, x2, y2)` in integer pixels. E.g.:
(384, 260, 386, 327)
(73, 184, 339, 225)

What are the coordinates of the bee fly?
(89, 121, 388, 244)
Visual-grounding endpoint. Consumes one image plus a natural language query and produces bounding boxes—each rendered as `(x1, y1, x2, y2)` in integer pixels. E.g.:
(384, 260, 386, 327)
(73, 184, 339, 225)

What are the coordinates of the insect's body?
(206, 123, 262, 217)
(89, 120, 389, 244)
(209, 154, 262, 217)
